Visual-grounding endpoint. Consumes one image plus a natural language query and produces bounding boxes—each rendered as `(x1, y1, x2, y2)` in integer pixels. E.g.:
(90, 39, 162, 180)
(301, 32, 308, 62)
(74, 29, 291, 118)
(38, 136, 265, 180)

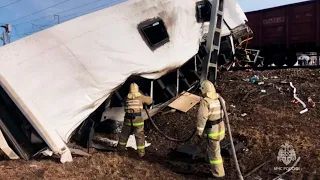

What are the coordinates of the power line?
(11, 0, 125, 40)
(13, 0, 107, 26)
(14, 15, 53, 26)
(16, 2, 116, 35)
(7, 0, 73, 23)
(15, 0, 122, 26)
(0, 0, 22, 9)
(59, 0, 123, 21)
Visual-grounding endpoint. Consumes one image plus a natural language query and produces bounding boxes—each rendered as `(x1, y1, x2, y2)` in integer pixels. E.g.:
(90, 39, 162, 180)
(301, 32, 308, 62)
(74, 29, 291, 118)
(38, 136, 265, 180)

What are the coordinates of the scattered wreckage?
(0, 0, 249, 163)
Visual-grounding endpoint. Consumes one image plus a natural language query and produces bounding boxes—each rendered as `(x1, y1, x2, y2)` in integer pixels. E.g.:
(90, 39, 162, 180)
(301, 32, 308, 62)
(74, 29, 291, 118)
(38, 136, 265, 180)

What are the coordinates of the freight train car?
(245, 0, 320, 66)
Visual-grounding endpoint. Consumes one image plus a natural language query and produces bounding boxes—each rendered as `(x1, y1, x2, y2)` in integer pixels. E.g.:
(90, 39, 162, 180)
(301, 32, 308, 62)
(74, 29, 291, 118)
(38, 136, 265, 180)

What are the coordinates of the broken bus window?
(138, 18, 169, 50)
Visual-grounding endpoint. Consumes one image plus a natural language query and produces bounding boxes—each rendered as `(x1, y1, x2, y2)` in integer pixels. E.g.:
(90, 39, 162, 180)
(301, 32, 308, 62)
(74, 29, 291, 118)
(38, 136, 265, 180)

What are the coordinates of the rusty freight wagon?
(245, 0, 320, 66)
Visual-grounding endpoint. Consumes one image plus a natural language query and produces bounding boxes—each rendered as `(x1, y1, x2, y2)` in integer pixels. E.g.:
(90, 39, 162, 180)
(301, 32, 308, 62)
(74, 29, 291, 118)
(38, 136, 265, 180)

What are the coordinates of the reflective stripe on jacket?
(197, 96, 226, 140)
(125, 95, 152, 113)
(205, 97, 224, 121)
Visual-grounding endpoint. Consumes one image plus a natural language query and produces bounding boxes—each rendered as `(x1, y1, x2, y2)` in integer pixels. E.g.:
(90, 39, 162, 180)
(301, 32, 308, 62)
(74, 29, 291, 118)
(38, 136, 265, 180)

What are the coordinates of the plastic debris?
(230, 105, 236, 108)
(260, 90, 266, 93)
(276, 86, 284, 93)
(98, 136, 151, 150)
(308, 97, 316, 108)
(241, 113, 247, 117)
(41, 149, 54, 156)
(289, 82, 308, 114)
(250, 75, 259, 83)
(258, 82, 264, 85)
(126, 135, 151, 150)
(271, 76, 279, 79)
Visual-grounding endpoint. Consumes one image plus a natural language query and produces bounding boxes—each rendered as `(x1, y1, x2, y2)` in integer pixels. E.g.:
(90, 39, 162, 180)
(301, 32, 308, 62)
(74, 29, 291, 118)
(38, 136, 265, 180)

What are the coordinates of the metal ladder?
(200, 0, 225, 84)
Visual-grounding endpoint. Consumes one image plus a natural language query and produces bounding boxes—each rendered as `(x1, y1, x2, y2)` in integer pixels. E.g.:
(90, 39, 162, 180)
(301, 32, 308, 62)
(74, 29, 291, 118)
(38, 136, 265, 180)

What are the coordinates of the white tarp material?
(0, 0, 247, 162)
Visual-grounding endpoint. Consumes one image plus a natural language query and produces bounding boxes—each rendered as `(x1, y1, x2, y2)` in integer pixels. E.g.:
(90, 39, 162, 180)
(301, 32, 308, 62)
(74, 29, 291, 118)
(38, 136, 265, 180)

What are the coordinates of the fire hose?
(144, 104, 196, 143)
(218, 96, 244, 180)
(144, 96, 244, 180)
(142, 81, 200, 143)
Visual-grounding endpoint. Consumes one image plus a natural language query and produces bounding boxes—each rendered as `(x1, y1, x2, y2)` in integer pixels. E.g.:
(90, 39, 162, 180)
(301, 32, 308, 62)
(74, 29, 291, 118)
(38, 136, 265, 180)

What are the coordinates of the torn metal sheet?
(168, 92, 201, 112)
(0, 129, 19, 159)
(70, 148, 91, 157)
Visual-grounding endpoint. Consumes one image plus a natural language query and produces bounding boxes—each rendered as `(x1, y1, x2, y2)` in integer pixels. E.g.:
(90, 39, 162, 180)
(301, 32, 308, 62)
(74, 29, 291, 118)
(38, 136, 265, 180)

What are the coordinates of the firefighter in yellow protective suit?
(197, 80, 226, 178)
(117, 83, 152, 157)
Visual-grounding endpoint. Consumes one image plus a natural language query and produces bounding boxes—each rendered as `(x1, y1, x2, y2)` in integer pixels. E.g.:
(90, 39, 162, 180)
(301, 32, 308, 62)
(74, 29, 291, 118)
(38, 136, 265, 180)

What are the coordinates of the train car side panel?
(288, 2, 317, 44)
(261, 7, 286, 45)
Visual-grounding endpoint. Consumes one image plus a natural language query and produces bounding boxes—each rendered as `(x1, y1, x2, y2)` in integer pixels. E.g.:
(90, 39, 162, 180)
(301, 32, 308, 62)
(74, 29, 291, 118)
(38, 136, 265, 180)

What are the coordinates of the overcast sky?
(0, 0, 309, 43)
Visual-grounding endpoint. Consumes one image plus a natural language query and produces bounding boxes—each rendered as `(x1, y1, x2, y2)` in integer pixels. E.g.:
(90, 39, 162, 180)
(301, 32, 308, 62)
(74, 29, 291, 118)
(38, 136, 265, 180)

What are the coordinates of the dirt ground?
(1, 68, 320, 180)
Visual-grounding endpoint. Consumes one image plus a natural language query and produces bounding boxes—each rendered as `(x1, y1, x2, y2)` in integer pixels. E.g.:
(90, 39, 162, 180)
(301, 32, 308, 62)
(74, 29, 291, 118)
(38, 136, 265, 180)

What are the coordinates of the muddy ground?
(1, 68, 320, 180)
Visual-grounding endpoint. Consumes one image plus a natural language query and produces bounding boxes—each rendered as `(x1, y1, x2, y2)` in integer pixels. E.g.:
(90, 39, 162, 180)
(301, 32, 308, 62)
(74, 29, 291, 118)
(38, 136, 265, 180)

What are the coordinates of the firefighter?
(197, 80, 226, 178)
(117, 83, 152, 157)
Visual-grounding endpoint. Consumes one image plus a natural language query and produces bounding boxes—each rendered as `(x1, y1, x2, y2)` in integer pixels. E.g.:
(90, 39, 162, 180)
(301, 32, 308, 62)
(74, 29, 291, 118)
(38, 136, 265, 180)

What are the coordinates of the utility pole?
(1, 31, 5, 46)
(0, 24, 11, 45)
(54, 15, 60, 24)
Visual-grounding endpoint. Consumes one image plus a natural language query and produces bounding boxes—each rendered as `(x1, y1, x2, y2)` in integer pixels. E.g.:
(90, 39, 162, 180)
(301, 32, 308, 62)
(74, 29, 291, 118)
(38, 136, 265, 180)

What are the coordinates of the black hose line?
(142, 79, 243, 179)
(143, 81, 200, 143)
(144, 104, 197, 143)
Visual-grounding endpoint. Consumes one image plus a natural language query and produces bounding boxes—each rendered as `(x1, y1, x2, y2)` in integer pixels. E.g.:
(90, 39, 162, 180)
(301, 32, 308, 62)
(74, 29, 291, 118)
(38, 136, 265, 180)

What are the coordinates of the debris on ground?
(168, 92, 201, 113)
(249, 75, 259, 83)
(1, 68, 319, 180)
(260, 90, 266, 94)
(241, 113, 248, 117)
(290, 82, 308, 114)
(308, 97, 316, 108)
